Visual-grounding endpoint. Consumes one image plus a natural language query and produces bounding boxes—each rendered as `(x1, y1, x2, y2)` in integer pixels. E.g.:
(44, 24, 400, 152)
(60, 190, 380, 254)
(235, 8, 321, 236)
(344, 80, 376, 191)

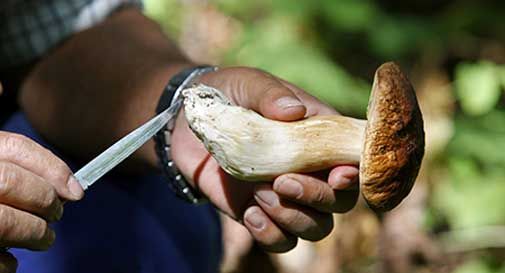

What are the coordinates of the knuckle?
(32, 219, 53, 250)
(1, 133, 29, 153)
(39, 188, 59, 212)
(313, 183, 327, 205)
(0, 163, 15, 197)
(262, 80, 281, 96)
(46, 160, 71, 185)
(33, 218, 46, 238)
(263, 236, 297, 253)
(239, 67, 274, 87)
(0, 206, 14, 238)
(279, 208, 304, 229)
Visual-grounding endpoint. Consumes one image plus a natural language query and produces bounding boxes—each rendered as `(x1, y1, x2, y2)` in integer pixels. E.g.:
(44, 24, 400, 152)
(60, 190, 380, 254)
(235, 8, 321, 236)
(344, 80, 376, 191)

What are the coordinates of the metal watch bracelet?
(154, 65, 218, 204)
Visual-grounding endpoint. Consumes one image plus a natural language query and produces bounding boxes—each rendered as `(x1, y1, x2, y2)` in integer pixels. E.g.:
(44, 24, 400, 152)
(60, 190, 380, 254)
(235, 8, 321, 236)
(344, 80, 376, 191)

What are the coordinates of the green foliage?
(320, 0, 380, 32)
(450, 110, 505, 166)
(144, 0, 184, 36)
(227, 16, 370, 115)
(367, 16, 436, 59)
(434, 163, 505, 228)
(434, 108, 505, 228)
(455, 62, 504, 116)
(455, 259, 505, 273)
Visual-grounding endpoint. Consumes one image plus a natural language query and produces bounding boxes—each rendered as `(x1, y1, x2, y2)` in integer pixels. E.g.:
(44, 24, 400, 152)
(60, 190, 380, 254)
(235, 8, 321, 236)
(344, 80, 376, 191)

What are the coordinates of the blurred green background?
(144, 1, 505, 273)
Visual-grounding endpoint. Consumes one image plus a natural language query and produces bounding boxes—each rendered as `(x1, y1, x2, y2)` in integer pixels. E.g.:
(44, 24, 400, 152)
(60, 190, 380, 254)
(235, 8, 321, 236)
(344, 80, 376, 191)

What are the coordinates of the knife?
(74, 100, 181, 190)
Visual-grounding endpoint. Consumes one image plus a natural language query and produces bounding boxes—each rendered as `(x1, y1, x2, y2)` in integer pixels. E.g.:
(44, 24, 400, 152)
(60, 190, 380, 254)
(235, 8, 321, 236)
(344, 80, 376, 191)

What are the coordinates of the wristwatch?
(154, 65, 217, 204)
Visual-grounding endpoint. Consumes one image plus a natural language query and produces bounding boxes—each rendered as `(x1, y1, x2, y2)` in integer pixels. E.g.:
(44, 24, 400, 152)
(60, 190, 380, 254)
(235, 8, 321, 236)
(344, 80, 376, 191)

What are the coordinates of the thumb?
(247, 77, 306, 121)
(199, 67, 306, 121)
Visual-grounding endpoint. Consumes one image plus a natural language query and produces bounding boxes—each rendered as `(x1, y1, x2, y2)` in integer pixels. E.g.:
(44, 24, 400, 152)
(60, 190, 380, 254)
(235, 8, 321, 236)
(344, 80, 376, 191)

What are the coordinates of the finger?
(171, 111, 257, 219)
(0, 252, 17, 273)
(199, 67, 307, 120)
(0, 161, 64, 222)
(254, 185, 334, 241)
(273, 173, 359, 213)
(0, 132, 83, 200)
(248, 74, 306, 121)
(328, 165, 359, 190)
(243, 205, 297, 252)
(278, 79, 339, 116)
(0, 204, 55, 250)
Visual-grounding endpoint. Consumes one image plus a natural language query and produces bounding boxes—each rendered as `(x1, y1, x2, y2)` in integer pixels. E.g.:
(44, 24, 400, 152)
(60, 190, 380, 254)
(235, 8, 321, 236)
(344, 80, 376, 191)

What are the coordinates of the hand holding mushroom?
(170, 63, 424, 252)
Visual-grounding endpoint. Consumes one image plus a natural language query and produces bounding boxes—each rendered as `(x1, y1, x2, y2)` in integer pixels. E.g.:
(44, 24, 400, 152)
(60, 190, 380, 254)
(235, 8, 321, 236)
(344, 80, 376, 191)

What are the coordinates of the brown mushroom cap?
(360, 62, 425, 213)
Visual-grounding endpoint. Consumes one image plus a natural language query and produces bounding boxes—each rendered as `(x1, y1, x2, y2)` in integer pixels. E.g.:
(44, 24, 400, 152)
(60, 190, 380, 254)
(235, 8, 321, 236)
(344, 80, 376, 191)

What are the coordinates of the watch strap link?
(154, 65, 217, 204)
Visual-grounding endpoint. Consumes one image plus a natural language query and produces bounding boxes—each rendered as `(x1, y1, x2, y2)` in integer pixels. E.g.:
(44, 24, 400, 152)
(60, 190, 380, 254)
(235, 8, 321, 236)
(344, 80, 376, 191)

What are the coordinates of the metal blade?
(74, 100, 181, 190)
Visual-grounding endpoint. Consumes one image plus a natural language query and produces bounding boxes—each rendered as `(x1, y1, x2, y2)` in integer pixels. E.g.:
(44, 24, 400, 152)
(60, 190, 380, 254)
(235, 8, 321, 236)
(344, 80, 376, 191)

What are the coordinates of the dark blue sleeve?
(3, 112, 222, 273)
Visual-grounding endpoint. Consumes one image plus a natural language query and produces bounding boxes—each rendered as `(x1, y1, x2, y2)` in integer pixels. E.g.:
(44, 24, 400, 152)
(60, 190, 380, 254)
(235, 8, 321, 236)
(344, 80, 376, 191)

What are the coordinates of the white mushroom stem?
(183, 84, 366, 181)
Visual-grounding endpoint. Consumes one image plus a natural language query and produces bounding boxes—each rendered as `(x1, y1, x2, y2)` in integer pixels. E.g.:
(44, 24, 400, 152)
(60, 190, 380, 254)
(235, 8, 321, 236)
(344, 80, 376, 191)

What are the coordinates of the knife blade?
(74, 100, 181, 190)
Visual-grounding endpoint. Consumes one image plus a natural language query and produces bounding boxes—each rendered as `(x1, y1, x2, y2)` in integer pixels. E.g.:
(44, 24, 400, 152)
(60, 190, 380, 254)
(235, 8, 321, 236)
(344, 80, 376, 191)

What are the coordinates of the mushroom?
(182, 62, 425, 212)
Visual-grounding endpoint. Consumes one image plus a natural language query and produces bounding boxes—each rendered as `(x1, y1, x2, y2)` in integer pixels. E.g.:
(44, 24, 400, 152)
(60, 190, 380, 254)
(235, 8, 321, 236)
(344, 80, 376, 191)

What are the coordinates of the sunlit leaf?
(228, 17, 370, 115)
(213, 0, 273, 19)
(455, 62, 502, 116)
(434, 171, 505, 229)
(321, 0, 379, 32)
(449, 110, 505, 166)
(454, 259, 494, 273)
(144, 0, 184, 36)
(499, 65, 505, 90)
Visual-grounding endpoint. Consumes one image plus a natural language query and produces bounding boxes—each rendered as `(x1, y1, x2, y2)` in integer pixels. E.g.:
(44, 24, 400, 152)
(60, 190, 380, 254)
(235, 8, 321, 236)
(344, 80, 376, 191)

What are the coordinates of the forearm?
(19, 8, 193, 171)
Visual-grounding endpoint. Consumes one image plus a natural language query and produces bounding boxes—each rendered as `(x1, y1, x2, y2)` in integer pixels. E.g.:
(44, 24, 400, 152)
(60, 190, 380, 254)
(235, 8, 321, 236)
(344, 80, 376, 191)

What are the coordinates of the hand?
(171, 67, 359, 252)
(0, 132, 84, 273)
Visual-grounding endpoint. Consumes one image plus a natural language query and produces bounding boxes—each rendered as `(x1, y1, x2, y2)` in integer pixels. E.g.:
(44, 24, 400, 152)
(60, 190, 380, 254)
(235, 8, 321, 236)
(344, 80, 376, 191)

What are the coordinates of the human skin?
(0, 80, 85, 273)
(14, 6, 359, 263)
(0, 131, 84, 273)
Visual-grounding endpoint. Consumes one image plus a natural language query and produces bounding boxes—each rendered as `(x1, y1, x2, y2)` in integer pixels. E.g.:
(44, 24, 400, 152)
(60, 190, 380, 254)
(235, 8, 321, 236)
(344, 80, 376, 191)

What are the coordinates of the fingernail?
(244, 208, 266, 230)
(50, 204, 64, 222)
(67, 176, 84, 200)
(275, 96, 303, 109)
(49, 229, 55, 241)
(255, 188, 279, 207)
(331, 166, 359, 190)
(55, 205, 64, 221)
(45, 228, 56, 247)
(275, 178, 303, 198)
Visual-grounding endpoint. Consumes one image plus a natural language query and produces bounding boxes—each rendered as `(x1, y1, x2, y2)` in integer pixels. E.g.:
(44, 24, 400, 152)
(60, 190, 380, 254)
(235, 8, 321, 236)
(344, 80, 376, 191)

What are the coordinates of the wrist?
(153, 65, 218, 204)
(18, 6, 196, 173)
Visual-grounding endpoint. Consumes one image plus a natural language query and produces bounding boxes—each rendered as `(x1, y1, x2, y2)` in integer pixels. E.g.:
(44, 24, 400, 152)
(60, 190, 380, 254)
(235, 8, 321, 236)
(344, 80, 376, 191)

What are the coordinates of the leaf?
(499, 65, 505, 89)
(228, 17, 370, 116)
(144, 0, 184, 36)
(454, 259, 493, 273)
(455, 62, 502, 116)
(449, 110, 505, 166)
(435, 111, 505, 229)
(321, 0, 379, 32)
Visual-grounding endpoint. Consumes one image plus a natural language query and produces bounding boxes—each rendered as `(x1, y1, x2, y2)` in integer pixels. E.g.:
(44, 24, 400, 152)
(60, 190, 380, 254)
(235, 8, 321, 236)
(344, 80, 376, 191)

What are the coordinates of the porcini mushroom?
(182, 62, 425, 212)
